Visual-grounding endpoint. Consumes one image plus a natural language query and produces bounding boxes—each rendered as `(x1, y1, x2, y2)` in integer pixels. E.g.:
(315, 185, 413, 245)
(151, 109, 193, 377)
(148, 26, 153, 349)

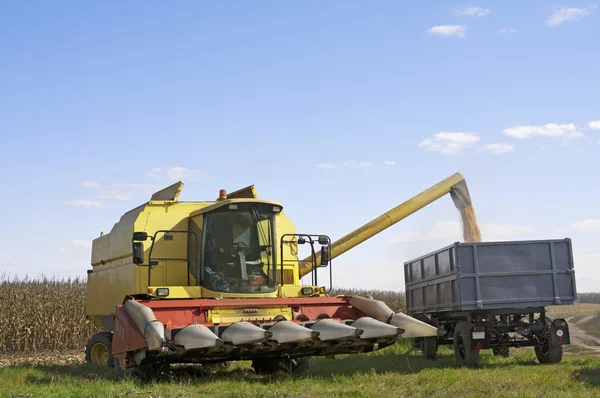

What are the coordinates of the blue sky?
(1, 1, 599, 292)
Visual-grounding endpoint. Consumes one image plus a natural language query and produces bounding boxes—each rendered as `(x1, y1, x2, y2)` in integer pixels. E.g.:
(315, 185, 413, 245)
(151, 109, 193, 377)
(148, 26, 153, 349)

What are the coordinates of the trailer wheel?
(493, 346, 509, 358)
(534, 339, 563, 364)
(85, 332, 114, 367)
(453, 322, 480, 368)
(252, 356, 311, 375)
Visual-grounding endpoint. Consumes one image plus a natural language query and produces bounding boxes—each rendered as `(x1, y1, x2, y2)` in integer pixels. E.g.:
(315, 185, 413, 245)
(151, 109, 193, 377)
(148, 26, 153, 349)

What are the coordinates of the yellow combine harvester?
(85, 172, 474, 379)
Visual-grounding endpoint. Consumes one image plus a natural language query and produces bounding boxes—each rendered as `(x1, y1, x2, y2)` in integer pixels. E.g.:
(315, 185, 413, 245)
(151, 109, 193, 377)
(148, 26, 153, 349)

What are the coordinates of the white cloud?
(384, 160, 396, 166)
(483, 143, 515, 154)
(419, 132, 480, 155)
(342, 160, 375, 169)
(113, 183, 162, 190)
(572, 219, 600, 233)
(71, 239, 92, 249)
(427, 25, 467, 38)
(389, 221, 536, 244)
(503, 123, 583, 141)
(588, 120, 600, 130)
(96, 190, 131, 201)
(454, 6, 491, 17)
(317, 163, 336, 169)
(58, 248, 67, 253)
(82, 181, 100, 188)
(148, 167, 212, 182)
(500, 27, 516, 34)
(545, 7, 590, 27)
(64, 199, 105, 208)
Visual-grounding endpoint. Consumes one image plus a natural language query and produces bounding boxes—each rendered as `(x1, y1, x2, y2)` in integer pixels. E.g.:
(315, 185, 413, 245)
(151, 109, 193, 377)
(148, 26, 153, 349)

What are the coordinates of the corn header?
(85, 172, 474, 379)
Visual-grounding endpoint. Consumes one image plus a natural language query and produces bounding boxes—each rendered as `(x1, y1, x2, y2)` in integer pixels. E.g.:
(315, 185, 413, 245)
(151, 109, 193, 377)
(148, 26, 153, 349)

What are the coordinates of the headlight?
(156, 288, 170, 297)
(301, 287, 313, 295)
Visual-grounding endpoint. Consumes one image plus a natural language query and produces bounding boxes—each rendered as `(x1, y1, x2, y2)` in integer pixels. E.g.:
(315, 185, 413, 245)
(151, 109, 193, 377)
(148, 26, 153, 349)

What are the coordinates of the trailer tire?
(85, 332, 114, 367)
(453, 322, 480, 368)
(493, 346, 509, 358)
(535, 339, 563, 364)
(422, 337, 438, 360)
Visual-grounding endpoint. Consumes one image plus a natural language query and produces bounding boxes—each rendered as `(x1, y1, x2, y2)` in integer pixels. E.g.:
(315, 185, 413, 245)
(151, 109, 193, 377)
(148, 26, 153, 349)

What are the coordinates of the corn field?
(329, 288, 406, 313)
(0, 274, 98, 354)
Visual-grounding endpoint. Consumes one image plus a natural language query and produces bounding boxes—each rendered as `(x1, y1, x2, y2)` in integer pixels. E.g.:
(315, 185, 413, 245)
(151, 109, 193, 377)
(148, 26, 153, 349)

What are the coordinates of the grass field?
(1, 342, 600, 397)
(2, 276, 600, 397)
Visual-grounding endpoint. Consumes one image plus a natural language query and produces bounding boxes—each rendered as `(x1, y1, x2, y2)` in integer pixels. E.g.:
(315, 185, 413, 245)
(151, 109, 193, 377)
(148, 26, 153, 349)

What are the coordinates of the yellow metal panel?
(277, 285, 326, 298)
(188, 198, 283, 218)
(91, 234, 109, 266)
(148, 286, 203, 298)
(86, 260, 140, 317)
(200, 287, 279, 299)
(276, 211, 299, 285)
(207, 306, 293, 323)
(226, 185, 258, 199)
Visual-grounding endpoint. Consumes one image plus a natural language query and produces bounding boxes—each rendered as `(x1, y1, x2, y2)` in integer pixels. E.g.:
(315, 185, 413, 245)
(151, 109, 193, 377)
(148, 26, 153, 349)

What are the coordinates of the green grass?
(1, 343, 600, 398)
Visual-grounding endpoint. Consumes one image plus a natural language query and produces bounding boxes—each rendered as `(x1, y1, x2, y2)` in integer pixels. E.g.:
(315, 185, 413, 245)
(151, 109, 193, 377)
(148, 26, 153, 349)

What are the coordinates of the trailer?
(404, 238, 577, 367)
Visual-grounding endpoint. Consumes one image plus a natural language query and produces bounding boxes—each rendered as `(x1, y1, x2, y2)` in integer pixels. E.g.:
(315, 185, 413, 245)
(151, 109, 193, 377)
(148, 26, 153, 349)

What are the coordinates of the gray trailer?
(404, 238, 576, 367)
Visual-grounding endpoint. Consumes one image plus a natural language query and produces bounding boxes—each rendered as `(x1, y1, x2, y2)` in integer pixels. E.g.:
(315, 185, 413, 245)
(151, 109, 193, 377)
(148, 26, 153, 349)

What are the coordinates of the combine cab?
(85, 174, 473, 379)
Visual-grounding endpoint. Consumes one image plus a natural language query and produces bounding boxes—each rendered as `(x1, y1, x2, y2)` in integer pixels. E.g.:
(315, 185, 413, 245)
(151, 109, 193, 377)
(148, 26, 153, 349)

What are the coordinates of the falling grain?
(460, 205, 482, 242)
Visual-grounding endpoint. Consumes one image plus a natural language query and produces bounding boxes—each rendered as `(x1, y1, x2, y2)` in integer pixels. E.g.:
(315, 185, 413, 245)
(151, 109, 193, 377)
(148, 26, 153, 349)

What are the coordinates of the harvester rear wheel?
(85, 332, 114, 367)
(453, 322, 480, 368)
(252, 357, 310, 375)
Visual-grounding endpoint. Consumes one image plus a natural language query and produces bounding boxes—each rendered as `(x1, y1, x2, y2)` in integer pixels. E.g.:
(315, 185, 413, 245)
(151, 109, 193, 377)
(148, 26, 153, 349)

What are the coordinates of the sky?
(0, 1, 599, 292)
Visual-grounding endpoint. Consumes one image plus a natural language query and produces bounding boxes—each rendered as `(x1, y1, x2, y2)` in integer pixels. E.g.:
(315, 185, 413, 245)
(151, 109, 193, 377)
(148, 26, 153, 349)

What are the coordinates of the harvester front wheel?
(114, 358, 170, 381)
(85, 332, 114, 367)
(252, 357, 310, 375)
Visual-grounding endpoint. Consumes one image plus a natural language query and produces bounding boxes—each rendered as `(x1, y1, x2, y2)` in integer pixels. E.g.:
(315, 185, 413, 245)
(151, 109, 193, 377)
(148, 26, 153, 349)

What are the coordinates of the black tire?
(114, 357, 170, 381)
(535, 339, 563, 364)
(252, 356, 311, 375)
(422, 337, 438, 360)
(493, 346, 510, 358)
(85, 332, 114, 367)
(453, 322, 480, 368)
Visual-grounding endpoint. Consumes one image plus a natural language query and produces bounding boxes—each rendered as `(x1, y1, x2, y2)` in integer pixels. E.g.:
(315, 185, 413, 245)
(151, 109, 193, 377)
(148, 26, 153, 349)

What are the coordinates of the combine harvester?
(85, 173, 474, 379)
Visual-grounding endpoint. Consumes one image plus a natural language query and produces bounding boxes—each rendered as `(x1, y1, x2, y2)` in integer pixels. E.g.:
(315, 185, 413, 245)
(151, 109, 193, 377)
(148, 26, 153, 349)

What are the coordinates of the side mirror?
(320, 246, 329, 266)
(132, 242, 144, 265)
(133, 232, 148, 241)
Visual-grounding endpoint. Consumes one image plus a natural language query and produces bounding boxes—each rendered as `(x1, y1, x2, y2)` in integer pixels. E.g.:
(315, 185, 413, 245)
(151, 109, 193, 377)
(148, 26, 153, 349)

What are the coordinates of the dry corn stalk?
(0, 274, 98, 355)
